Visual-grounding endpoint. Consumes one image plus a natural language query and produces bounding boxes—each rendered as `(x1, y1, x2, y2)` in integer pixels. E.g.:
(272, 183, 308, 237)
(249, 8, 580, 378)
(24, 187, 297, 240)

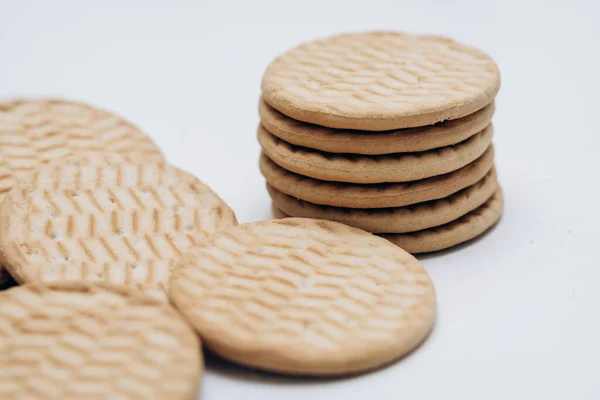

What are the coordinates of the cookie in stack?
(258, 31, 503, 253)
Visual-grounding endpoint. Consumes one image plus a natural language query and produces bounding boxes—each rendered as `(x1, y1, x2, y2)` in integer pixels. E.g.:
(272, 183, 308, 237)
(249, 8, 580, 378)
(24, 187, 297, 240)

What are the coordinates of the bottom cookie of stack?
(271, 186, 504, 254)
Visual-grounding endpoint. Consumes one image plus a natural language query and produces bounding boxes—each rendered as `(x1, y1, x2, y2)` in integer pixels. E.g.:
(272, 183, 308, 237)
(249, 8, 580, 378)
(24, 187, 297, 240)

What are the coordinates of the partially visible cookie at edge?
(0, 98, 167, 286)
(0, 98, 165, 201)
(0, 281, 202, 399)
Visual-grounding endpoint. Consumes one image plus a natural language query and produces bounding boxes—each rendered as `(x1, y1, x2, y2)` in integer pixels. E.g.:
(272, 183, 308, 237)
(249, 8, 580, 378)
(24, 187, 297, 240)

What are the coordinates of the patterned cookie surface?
(273, 188, 504, 253)
(0, 281, 202, 400)
(262, 31, 500, 130)
(259, 146, 494, 208)
(259, 124, 492, 183)
(0, 99, 166, 285)
(170, 218, 436, 376)
(0, 99, 164, 202)
(267, 167, 497, 233)
(259, 98, 495, 154)
(0, 154, 237, 300)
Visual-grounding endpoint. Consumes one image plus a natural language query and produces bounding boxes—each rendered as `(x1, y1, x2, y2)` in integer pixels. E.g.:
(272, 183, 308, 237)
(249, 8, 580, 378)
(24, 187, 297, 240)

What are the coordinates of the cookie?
(259, 124, 492, 183)
(262, 31, 500, 130)
(0, 281, 202, 399)
(259, 98, 495, 154)
(0, 98, 164, 200)
(381, 187, 504, 252)
(0, 154, 238, 300)
(259, 145, 495, 208)
(170, 218, 436, 376)
(0, 99, 167, 285)
(267, 167, 497, 233)
(272, 188, 504, 253)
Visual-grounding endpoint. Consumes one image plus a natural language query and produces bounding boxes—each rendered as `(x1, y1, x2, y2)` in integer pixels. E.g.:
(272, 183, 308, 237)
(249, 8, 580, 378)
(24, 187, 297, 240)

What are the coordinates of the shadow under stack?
(258, 31, 503, 254)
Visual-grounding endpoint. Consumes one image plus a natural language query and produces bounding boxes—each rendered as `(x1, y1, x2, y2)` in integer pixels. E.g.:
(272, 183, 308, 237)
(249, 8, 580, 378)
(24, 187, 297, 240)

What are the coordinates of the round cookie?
(259, 145, 495, 208)
(0, 154, 238, 300)
(259, 124, 492, 183)
(259, 98, 495, 154)
(0, 99, 166, 286)
(170, 218, 436, 376)
(272, 188, 504, 253)
(262, 31, 500, 131)
(267, 167, 497, 233)
(0, 98, 164, 199)
(0, 281, 202, 399)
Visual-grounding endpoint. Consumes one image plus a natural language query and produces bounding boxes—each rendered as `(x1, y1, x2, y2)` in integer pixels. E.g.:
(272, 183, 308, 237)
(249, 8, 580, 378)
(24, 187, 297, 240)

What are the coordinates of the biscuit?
(0, 154, 237, 300)
(259, 124, 492, 183)
(262, 31, 500, 130)
(170, 218, 436, 376)
(0, 99, 167, 285)
(259, 145, 494, 208)
(273, 188, 504, 253)
(267, 167, 497, 233)
(0, 281, 202, 399)
(381, 188, 504, 252)
(259, 98, 495, 154)
(0, 98, 164, 200)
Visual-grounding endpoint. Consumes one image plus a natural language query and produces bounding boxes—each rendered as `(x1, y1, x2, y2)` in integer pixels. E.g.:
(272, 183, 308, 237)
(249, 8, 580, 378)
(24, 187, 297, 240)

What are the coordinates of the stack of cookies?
(259, 31, 504, 253)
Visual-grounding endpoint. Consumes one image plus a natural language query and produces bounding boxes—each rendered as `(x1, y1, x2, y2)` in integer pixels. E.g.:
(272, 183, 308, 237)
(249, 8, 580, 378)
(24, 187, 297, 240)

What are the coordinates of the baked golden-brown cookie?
(259, 98, 495, 154)
(0, 154, 237, 300)
(170, 218, 436, 376)
(0, 281, 202, 399)
(267, 167, 497, 233)
(262, 31, 500, 130)
(259, 146, 495, 208)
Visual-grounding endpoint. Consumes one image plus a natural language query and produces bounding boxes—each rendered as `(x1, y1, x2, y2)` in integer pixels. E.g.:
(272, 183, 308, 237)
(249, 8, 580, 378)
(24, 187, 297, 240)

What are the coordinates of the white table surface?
(1, 0, 598, 398)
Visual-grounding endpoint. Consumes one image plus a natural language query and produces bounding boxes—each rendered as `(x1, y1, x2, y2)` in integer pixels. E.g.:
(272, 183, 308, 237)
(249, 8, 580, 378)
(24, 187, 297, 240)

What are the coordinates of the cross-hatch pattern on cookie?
(0, 159, 237, 300)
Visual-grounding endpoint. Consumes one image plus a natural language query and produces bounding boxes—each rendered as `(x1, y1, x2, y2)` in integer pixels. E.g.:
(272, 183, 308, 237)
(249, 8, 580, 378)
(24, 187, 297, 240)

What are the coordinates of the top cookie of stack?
(258, 31, 503, 253)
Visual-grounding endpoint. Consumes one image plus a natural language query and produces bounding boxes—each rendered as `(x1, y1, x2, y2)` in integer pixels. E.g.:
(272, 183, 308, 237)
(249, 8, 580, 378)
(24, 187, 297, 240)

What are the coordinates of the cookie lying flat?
(258, 124, 492, 183)
(0, 154, 237, 300)
(0, 99, 166, 286)
(0, 281, 202, 400)
(259, 145, 495, 208)
(0, 98, 164, 198)
(259, 98, 495, 154)
(273, 188, 504, 253)
(262, 31, 500, 130)
(267, 167, 497, 233)
(170, 218, 436, 376)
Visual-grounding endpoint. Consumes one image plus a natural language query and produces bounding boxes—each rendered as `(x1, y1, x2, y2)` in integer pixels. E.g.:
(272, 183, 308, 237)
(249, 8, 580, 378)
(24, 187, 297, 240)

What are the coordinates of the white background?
(1, 0, 599, 399)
